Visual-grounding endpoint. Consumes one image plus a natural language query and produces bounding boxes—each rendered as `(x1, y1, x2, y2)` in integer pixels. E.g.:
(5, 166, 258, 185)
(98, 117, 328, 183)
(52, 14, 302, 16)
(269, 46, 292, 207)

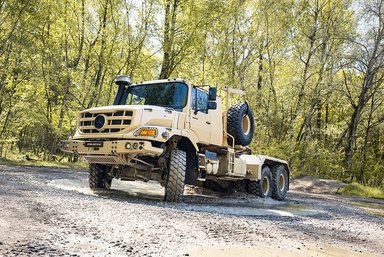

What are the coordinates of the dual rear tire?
(247, 164, 288, 200)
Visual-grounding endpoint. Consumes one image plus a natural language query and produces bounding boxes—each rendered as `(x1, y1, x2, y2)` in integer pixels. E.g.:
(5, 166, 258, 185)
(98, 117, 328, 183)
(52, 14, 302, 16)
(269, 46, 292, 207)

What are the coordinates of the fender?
(170, 129, 199, 152)
(240, 155, 290, 188)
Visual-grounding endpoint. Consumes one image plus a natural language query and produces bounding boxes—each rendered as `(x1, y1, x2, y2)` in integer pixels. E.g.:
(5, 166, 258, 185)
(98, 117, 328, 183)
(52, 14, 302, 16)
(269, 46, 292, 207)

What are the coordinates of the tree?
(343, 0, 384, 180)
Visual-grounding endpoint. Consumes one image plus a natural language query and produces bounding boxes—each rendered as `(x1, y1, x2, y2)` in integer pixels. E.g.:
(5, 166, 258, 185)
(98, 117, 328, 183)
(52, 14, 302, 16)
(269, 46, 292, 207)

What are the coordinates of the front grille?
(79, 110, 133, 134)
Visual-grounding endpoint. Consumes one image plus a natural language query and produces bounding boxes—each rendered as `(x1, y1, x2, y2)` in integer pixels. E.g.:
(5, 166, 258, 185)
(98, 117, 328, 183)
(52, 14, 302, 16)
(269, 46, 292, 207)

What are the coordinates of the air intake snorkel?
(113, 75, 132, 105)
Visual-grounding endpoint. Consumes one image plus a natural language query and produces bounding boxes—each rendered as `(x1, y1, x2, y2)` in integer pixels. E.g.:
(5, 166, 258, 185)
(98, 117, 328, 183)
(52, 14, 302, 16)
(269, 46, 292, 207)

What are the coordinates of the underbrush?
(339, 182, 384, 199)
(0, 153, 87, 169)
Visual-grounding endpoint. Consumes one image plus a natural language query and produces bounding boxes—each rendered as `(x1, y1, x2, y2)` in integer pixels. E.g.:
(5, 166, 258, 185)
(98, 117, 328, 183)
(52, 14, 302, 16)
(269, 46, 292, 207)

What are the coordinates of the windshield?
(123, 82, 188, 110)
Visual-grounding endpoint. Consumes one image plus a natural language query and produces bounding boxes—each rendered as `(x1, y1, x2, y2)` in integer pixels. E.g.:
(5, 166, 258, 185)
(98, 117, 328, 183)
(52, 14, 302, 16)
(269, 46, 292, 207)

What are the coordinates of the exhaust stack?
(113, 75, 132, 105)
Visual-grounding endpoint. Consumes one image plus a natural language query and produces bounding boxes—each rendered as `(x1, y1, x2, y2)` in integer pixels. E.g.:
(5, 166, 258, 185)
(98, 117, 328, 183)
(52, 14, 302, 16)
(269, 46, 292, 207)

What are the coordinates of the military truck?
(61, 76, 289, 202)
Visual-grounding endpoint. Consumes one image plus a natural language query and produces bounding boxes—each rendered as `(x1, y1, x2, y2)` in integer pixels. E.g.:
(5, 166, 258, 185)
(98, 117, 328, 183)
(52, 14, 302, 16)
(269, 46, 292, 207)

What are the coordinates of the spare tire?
(227, 102, 254, 146)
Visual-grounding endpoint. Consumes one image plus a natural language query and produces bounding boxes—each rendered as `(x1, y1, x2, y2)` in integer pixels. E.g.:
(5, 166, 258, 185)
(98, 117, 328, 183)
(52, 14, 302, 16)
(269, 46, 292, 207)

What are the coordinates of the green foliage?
(0, 153, 87, 170)
(339, 182, 384, 199)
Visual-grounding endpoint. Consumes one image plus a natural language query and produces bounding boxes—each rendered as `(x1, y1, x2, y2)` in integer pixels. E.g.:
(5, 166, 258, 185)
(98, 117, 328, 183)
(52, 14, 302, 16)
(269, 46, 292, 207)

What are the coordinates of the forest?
(0, 0, 383, 188)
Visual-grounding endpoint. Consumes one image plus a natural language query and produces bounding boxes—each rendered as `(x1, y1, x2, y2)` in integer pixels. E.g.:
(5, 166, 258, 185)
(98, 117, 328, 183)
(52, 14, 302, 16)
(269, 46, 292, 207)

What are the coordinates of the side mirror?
(209, 87, 217, 101)
(208, 101, 217, 110)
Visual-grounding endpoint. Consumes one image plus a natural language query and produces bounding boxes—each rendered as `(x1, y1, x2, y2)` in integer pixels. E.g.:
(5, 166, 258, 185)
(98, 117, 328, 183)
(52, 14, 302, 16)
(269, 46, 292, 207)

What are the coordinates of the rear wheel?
(234, 180, 247, 193)
(247, 166, 272, 198)
(164, 149, 186, 202)
(89, 164, 112, 189)
(271, 165, 289, 200)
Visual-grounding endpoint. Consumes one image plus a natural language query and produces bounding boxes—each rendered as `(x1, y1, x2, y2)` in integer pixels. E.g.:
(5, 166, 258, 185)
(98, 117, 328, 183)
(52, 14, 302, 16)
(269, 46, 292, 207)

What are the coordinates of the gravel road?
(0, 164, 383, 257)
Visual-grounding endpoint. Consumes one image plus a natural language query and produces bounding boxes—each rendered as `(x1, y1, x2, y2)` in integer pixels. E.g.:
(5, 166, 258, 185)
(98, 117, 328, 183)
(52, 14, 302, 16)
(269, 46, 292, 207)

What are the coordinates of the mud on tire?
(227, 102, 254, 146)
(247, 166, 272, 198)
(89, 164, 112, 189)
(164, 149, 186, 203)
(271, 165, 289, 201)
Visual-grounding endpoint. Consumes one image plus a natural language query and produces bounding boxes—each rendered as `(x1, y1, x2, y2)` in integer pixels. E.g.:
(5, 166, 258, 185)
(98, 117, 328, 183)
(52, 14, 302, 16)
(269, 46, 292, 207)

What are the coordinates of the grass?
(339, 182, 384, 199)
(0, 155, 87, 170)
(365, 210, 384, 217)
(350, 202, 384, 217)
(350, 201, 384, 210)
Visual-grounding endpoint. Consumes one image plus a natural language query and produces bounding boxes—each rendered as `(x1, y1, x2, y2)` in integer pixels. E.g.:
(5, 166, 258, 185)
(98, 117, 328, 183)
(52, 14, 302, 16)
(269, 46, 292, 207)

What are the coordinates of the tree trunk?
(344, 71, 373, 178)
(256, 47, 263, 110)
(159, 0, 179, 79)
(288, 6, 319, 166)
(359, 97, 374, 185)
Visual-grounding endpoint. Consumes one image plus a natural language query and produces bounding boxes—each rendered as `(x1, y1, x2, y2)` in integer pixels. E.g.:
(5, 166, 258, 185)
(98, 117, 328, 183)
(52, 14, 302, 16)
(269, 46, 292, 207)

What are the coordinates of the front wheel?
(271, 165, 289, 201)
(247, 166, 272, 198)
(89, 164, 112, 190)
(164, 149, 186, 202)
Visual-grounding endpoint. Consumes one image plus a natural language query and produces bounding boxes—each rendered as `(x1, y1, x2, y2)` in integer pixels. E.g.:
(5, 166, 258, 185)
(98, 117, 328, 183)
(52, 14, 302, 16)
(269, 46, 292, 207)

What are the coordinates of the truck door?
(189, 87, 210, 144)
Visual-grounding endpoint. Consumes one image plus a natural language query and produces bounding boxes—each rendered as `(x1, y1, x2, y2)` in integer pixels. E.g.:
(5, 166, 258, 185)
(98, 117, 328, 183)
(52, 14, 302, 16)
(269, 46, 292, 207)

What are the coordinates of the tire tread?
(227, 103, 254, 146)
(89, 164, 112, 189)
(164, 150, 186, 202)
(271, 165, 288, 201)
(247, 166, 272, 198)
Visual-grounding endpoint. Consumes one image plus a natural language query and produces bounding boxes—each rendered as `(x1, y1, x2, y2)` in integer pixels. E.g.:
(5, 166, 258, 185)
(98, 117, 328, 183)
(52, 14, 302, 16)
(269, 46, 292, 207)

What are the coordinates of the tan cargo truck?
(61, 76, 289, 202)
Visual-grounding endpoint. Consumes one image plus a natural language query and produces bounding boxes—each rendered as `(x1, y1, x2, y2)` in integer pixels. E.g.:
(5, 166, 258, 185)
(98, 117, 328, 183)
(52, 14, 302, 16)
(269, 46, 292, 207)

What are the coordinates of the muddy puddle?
(48, 178, 323, 217)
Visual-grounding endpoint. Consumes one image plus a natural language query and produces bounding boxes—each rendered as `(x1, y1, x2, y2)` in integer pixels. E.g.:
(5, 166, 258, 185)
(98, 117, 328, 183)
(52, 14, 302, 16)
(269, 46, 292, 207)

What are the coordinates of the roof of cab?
(132, 78, 187, 85)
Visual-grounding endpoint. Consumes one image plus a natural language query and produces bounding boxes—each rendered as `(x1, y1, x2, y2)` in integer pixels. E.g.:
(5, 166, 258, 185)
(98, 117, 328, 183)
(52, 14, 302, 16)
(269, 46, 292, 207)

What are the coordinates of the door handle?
(206, 121, 211, 125)
(192, 117, 198, 120)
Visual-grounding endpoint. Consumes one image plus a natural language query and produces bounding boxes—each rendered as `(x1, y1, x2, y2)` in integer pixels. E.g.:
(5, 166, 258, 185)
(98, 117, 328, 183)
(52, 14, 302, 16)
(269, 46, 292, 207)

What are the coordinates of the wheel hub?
(242, 115, 251, 135)
(278, 173, 285, 192)
(262, 176, 270, 195)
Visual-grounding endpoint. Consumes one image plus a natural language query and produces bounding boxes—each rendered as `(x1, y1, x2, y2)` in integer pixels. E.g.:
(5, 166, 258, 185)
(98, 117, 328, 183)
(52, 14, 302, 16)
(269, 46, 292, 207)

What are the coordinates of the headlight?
(134, 128, 158, 137)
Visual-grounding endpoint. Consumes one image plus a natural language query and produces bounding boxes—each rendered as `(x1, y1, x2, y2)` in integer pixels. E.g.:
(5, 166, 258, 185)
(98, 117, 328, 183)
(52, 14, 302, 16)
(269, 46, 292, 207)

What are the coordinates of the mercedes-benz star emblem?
(94, 114, 106, 130)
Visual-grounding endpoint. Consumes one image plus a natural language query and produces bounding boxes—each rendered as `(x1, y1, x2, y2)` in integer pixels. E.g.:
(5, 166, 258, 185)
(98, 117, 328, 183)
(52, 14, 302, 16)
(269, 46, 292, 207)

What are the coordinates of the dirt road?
(0, 164, 383, 257)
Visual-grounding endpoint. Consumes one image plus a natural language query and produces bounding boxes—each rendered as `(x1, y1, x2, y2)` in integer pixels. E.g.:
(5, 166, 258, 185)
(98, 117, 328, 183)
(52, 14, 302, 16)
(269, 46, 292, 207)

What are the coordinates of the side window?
(191, 87, 208, 114)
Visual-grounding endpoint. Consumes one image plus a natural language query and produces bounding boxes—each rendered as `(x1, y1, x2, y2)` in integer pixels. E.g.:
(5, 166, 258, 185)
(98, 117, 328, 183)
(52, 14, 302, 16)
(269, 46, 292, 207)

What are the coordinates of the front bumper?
(60, 139, 163, 157)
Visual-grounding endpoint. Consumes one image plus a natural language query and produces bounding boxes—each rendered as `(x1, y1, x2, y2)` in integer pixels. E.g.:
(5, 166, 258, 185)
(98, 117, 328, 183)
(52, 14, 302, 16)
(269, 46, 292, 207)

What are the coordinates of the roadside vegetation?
(339, 182, 384, 199)
(0, 153, 86, 170)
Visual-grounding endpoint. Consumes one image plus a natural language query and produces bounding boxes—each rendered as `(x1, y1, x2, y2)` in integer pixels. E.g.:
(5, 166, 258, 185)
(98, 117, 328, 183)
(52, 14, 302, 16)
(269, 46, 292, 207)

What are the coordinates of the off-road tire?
(247, 166, 272, 198)
(227, 102, 254, 146)
(271, 165, 289, 201)
(234, 180, 247, 192)
(89, 164, 112, 190)
(164, 149, 186, 203)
